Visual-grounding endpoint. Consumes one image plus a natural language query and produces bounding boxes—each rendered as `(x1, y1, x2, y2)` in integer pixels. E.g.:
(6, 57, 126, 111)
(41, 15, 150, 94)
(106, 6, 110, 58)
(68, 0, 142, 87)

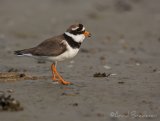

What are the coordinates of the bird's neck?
(63, 33, 81, 49)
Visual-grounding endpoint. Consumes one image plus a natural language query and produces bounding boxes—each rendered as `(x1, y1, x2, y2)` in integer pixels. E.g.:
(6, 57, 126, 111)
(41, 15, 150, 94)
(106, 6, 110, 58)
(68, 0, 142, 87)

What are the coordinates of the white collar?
(64, 32, 85, 43)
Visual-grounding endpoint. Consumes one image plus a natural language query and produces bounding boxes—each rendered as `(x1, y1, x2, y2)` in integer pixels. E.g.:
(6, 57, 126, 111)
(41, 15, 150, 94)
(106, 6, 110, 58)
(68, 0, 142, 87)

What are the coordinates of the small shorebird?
(14, 23, 91, 85)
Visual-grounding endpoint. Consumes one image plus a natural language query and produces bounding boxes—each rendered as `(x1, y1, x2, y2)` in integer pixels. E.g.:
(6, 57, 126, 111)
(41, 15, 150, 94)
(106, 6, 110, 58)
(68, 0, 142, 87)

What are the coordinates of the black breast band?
(63, 33, 81, 49)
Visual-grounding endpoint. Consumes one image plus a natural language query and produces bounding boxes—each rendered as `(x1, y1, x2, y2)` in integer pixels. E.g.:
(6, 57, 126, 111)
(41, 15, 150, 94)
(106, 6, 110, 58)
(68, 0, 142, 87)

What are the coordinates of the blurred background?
(0, 0, 160, 121)
(0, 0, 160, 69)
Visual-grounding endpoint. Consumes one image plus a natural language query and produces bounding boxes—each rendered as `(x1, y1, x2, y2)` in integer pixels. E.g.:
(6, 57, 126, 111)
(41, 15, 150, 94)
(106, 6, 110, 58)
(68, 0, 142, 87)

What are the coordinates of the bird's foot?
(52, 77, 72, 85)
(52, 77, 58, 81)
(59, 79, 72, 85)
(51, 64, 72, 85)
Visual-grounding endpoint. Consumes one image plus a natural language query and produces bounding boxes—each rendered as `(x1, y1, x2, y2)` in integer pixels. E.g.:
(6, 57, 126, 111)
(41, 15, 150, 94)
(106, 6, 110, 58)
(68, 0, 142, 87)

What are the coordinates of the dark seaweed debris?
(93, 72, 111, 77)
(69, 103, 79, 107)
(118, 81, 125, 84)
(0, 93, 23, 111)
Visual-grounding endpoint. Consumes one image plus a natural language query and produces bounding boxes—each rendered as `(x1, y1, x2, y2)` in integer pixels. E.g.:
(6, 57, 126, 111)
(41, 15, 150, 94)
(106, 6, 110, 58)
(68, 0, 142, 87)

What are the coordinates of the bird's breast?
(60, 40, 80, 59)
(65, 48, 79, 58)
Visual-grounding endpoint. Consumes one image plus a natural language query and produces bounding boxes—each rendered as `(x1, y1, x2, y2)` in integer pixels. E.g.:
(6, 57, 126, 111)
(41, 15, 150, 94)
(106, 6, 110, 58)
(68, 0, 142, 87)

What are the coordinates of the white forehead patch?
(71, 27, 79, 31)
(82, 27, 85, 31)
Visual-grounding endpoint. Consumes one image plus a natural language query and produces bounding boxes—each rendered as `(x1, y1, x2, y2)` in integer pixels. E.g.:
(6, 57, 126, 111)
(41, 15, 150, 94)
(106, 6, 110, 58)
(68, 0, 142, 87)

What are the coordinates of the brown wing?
(29, 35, 67, 56)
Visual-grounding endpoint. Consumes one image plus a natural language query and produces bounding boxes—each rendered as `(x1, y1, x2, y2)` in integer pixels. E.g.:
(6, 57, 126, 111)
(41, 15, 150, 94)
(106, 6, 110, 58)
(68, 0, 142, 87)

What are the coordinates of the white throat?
(64, 32, 85, 43)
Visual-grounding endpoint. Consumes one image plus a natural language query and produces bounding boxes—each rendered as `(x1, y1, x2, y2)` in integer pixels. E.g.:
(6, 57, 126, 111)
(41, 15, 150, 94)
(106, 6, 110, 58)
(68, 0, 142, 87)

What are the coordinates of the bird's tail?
(14, 48, 34, 56)
(14, 50, 25, 56)
(14, 50, 26, 56)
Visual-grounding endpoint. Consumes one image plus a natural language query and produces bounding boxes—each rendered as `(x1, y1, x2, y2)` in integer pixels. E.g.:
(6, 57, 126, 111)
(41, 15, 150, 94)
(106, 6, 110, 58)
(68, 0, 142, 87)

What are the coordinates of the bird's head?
(65, 23, 91, 43)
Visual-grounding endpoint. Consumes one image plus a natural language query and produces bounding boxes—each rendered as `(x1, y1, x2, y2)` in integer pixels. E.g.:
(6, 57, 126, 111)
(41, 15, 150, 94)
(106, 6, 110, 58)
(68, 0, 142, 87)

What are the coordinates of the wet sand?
(0, 0, 160, 121)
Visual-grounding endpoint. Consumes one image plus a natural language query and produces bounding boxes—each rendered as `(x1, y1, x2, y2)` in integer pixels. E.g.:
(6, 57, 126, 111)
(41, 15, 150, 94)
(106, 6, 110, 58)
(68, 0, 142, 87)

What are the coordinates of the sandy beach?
(0, 0, 160, 121)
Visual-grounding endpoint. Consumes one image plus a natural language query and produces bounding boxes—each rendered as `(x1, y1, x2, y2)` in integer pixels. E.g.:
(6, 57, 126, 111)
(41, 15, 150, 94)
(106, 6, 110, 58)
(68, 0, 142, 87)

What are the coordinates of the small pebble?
(70, 60, 75, 64)
(7, 89, 14, 93)
(67, 65, 73, 68)
(103, 65, 111, 70)
(110, 73, 117, 76)
(136, 63, 140, 66)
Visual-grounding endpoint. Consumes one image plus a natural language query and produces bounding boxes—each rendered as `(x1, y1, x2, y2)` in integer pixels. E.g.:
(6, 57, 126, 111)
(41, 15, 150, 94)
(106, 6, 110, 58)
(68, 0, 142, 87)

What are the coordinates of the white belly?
(48, 48, 79, 62)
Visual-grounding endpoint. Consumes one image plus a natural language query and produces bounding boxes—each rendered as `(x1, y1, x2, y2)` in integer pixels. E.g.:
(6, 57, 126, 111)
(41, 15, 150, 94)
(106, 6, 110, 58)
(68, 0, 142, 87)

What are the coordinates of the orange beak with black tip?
(83, 31, 91, 37)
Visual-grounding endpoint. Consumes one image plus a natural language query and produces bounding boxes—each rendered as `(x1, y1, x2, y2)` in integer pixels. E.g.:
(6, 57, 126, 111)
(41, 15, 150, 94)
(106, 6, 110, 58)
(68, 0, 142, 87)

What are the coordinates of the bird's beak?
(83, 31, 91, 37)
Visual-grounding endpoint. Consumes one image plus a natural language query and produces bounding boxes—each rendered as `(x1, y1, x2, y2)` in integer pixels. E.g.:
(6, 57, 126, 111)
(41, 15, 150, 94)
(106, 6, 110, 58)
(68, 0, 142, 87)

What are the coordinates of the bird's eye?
(76, 28, 81, 32)
(79, 24, 83, 27)
(77, 24, 83, 31)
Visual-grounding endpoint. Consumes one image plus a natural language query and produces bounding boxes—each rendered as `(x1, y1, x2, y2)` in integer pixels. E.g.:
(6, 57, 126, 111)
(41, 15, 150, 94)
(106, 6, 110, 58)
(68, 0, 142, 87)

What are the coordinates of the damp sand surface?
(0, 0, 160, 121)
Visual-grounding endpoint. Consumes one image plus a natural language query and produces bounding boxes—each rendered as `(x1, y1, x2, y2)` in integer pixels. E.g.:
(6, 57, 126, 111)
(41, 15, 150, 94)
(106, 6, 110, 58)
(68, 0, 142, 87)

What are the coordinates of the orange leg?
(51, 65, 58, 81)
(51, 64, 71, 85)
